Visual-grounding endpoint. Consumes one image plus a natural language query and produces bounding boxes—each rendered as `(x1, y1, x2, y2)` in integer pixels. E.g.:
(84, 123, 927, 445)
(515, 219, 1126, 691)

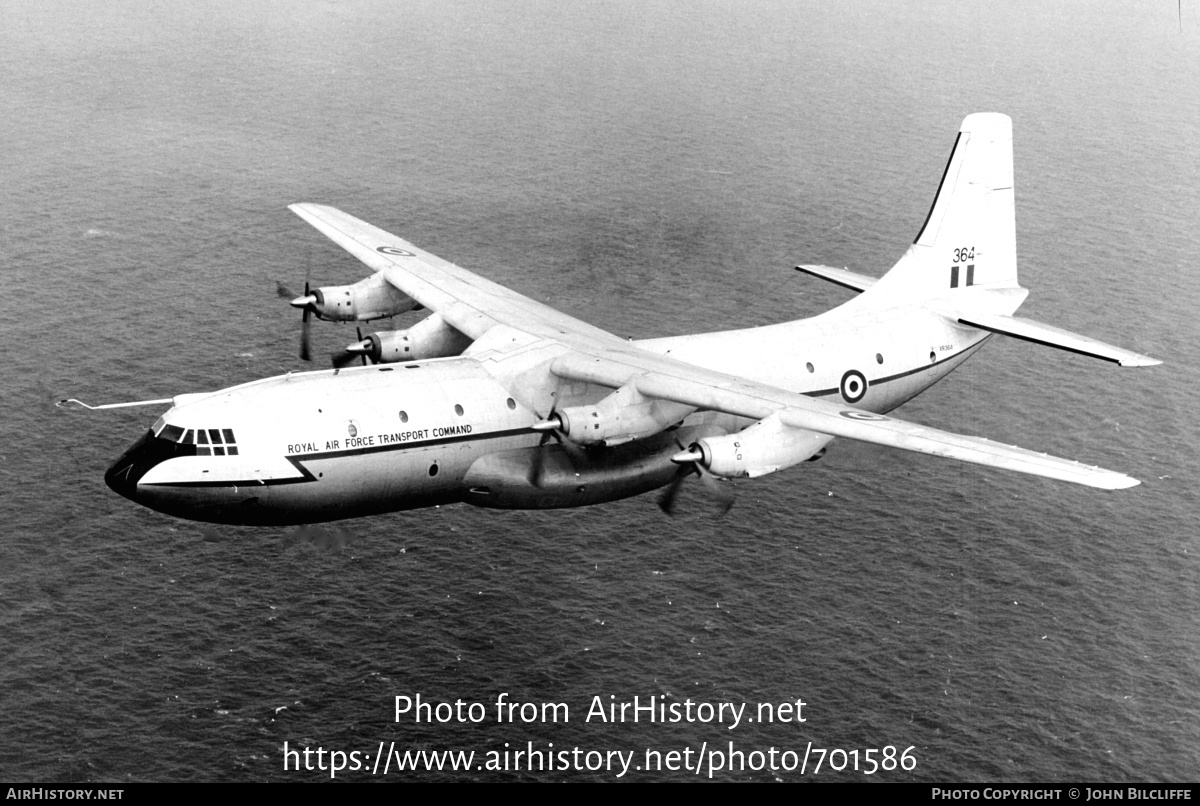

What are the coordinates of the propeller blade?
(299, 307, 312, 362)
(330, 348, 359, 369)
(527, 431, 551, 487)
(297, 281, 314, 361)
(657, 470, 688, 515)
(697, 464, 735, 515)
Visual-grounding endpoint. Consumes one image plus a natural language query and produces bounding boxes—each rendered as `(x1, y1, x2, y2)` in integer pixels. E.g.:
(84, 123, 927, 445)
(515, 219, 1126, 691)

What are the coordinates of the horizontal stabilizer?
(795, 264, 877, 293)
(957, 313, 1161, 367)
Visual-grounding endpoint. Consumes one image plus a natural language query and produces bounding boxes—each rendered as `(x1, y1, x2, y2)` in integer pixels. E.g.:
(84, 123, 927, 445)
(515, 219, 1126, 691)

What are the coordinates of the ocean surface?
(2, 0, 1198, 782)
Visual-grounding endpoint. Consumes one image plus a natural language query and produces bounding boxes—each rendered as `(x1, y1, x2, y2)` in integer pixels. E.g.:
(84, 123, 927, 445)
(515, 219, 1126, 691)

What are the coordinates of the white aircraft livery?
(79, 114, 1160, 526)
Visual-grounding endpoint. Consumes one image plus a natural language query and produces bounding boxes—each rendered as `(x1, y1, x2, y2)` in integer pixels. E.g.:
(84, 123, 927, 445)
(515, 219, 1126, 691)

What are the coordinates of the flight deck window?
(187, 427, 240, 455)
(160, 424, 185, 443)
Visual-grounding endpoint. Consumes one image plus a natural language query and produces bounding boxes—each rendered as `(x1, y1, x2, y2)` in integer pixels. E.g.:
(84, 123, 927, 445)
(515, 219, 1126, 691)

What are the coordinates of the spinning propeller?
(527, 402, 585, 487)
(277, 279, 317, 362)
(330, 327, 370, 370)
(658, 438, 734, 516)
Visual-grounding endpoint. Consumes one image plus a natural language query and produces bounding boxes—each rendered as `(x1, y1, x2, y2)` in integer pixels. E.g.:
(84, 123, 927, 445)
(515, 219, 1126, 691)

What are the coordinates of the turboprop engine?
(672, 414, 834, 478)
(534, 385, 695, 447)
(290, 272, 419, 322)
(344, 312, 473, 363)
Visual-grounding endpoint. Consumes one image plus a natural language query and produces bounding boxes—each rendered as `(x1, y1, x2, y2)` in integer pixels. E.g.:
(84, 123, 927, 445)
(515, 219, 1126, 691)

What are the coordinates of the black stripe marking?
(807, 340, 987, 397)
(914, 131, 963, 245)
(793, 266, 870, 293)
(144, 426, 534, 488)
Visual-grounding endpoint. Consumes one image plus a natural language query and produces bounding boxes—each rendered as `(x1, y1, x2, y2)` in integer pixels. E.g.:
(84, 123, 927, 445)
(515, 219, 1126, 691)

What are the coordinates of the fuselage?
(106, 303, 991, 525)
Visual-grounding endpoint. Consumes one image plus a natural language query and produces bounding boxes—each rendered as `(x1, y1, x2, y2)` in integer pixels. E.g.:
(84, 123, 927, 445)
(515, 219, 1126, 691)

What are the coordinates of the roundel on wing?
(840, 369, 868, 404)
(377, 245, 415, 257)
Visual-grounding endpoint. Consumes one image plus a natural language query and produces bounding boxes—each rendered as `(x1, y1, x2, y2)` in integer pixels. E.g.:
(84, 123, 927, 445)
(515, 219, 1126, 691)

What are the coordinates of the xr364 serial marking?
(78, 114, 1160, 526)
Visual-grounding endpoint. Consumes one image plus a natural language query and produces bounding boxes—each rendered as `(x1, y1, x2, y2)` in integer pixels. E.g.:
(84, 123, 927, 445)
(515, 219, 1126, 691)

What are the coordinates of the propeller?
(330, 327, 370, 371)
(342, 327, 375, 365)
(658, 439, 734, 516)
(527, 401, 586, 487)
(277, 279, 318, 361)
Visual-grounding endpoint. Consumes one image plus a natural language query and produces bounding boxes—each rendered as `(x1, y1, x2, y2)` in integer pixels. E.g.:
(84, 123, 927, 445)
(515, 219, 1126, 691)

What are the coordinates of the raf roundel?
(839, 410, 889, 422)
(377, 245, 415, 257)
(840, 369, 868, 404)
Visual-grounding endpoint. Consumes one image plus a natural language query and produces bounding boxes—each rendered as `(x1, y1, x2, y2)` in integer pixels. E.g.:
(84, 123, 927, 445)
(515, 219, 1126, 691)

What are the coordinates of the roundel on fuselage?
(840, 369, 868, 404)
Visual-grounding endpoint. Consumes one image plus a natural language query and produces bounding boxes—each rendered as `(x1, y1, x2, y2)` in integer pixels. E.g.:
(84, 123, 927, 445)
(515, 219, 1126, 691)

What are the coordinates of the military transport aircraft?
(73, 113, 1159, 526)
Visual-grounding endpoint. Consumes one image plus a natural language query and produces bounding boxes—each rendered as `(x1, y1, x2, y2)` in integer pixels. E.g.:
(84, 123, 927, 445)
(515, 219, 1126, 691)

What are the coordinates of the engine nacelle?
(311, 272, 419, 322)
(356, 313, 473, 363)
(689, 415, 834, 478)
(555, 385, 694, 446)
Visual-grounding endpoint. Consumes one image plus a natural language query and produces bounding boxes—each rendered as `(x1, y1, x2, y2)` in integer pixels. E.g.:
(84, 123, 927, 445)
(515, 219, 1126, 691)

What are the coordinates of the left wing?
(290, 204, 1140, 490)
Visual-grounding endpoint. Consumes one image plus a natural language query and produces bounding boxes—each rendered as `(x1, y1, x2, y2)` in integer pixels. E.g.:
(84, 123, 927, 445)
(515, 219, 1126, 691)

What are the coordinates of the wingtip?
(1118, 355, 1163, 368)
(1094, 473, 1141, 491)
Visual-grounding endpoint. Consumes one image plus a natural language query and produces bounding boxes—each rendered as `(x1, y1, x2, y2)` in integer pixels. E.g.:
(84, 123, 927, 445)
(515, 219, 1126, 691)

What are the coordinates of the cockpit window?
(154, 425, 238, 456)
(159, 424, 185, 443)
(152, 417, 167, 435)
(193, 427, 238, 456)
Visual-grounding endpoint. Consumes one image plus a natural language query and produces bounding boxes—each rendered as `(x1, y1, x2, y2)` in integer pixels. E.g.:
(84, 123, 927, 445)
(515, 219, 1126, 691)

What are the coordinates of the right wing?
(549, 349, 1141, 490)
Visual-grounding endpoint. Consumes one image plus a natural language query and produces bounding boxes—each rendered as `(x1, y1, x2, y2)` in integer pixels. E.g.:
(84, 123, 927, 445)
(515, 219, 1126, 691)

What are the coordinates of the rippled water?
(2, 0, 1197, 782)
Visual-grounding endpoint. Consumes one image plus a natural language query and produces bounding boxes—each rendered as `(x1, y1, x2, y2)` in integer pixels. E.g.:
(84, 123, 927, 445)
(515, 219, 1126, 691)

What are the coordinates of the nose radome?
(104, 430, 171, 502)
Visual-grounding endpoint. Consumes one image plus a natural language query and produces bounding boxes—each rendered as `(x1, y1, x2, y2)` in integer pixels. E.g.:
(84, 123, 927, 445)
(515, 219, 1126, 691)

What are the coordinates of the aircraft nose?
(105, 430, 170, 501)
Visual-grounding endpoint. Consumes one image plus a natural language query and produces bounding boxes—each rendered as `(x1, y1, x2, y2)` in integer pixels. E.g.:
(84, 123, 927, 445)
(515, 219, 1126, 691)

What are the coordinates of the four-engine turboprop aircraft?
(82, 113, 1159, 526)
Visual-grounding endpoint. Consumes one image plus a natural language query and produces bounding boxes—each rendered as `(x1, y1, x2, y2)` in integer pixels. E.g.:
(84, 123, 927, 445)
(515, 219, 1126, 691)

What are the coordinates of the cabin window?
(428, 463, 439, 477)
(454, 404, 464, 416)
(929, 351, 937, 363)
(876, 353, 884, 364)
(806, 362, 814, 373)
(506, 397, 516, 410)
(399, 411, 409, 423)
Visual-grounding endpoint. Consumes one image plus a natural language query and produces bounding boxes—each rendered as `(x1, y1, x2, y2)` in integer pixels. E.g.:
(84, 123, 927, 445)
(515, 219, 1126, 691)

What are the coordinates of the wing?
(288, 203, 625, 348)
(290, 203, 1140, 490)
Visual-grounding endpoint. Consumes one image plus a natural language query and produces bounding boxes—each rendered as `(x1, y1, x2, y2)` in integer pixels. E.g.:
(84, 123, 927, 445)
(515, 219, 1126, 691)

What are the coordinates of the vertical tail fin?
(863, 113, 1019, 306)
